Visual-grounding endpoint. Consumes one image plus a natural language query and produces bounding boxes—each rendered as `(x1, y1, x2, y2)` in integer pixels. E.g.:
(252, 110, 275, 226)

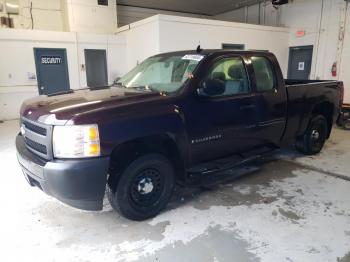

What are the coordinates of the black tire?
(107, 154, 175, 221)
(295, 115, 328, 155)
(343, 120, 350, 130)
(336, 117, 343, 127)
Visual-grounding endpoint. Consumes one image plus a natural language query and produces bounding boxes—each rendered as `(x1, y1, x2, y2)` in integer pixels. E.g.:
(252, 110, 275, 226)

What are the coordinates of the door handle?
(240, 104, 256, 110)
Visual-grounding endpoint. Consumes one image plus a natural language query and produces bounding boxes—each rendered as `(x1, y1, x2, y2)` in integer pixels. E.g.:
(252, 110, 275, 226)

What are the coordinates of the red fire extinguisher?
(331, 62, 337, 77)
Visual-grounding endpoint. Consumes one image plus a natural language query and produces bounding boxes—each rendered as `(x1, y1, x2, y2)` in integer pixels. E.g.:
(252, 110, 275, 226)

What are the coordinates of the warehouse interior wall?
(116, 4, 212, 27)
(214, 0, 350, 102)
(0, 29, 127, 120)
(117, 16, 160, 70)
(339, 5, 350, 103)
(0, 0, 117, 33)
(117, 14, 289, 75)
(76, 33, 127, 87)
(215, 1, 281, 26)
(65, 0, 117, 34)
(1, 0, 350, 121)
(115, 14, 286, 77)
(156, 15, 289, 76)
(0, 0, 65, 31)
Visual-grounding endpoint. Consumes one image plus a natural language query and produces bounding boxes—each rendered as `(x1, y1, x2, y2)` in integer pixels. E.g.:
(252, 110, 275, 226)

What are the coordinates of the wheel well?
(311, 102, 334, 138)
(108, 135, 184, 190)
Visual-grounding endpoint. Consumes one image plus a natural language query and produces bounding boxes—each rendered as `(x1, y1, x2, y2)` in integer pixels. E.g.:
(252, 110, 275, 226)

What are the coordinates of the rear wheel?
(343, 119, 350, 130)
(295, 115, 328, 155)
(107, 154, 175, 221)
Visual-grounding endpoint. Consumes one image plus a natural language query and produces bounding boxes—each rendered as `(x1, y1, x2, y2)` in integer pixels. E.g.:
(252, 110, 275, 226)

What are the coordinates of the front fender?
(98, 104, 188, 161)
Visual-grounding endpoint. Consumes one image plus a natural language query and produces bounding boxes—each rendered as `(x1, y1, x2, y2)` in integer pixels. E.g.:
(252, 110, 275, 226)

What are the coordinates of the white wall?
(117, 5, 212, 27)
(215, 1, 281, 27)
(216, 0, 350, 102)
(339, 5, 350, 103)
(118, 15, 289, 75)
(76, 33, 127, 87)
(280, 0, 349, 102)
(215, 8, 246, 23)
(157, 15, 289, 75)
(117, 16, 160, 70)
(65, 0, 117, 34)
(0, 0, 65, 31)
(0, 28, 127, 120)
(0, 0, 118, 34)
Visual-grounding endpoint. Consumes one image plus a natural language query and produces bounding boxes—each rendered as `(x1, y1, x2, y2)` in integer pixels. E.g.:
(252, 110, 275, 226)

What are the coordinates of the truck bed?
(282, 79, 342, 143)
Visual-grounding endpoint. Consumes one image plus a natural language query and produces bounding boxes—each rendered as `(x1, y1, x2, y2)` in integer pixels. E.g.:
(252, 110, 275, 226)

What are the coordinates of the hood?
(20, 87, 161, 125)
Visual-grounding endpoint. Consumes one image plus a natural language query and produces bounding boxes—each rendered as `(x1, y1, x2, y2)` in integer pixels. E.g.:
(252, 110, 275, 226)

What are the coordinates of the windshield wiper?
(47, 89, 74, 97)
(114, 84, 167, 95)
(135, 86, 170, 96)
(133, 85, 159, 93)
(114, 82, 127, 88)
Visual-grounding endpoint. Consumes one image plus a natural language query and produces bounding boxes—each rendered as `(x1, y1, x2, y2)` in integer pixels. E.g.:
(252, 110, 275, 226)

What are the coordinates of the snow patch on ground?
(115, 169, 350, 262)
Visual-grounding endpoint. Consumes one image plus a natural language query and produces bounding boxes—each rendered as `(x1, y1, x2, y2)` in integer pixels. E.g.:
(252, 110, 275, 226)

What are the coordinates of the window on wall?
(222, 44, 245, 50)
(202, 57, 249, 97)
(98, 0, 108, 6)
(251, 56, 276, 92)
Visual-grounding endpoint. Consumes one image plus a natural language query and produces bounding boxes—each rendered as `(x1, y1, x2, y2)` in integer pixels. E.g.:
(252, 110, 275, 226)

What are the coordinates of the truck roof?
(153, 49, 272, 58)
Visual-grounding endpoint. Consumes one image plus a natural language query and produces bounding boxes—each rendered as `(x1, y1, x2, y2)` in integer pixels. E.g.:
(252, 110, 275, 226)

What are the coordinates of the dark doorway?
(287, 45, 313, 80)
(34, 48, 70, 95)
(222, 43, 245, 50)
(84, 49, 108, 88)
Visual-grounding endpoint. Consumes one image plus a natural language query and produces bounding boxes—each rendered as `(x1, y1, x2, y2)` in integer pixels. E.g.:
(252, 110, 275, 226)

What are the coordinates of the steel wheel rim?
(310, 121, 326, 152)
(130, 168, 164, 207)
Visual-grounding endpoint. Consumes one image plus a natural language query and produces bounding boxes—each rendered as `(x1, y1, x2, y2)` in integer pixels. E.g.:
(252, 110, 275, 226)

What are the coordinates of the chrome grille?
(23, 120, 47, 136)
(24, 137, 47, 154)
(21, 117, 53, 160)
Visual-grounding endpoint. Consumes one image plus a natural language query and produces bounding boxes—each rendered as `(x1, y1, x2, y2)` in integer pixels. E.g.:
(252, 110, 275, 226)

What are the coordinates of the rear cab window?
(251, 56, 276, 92)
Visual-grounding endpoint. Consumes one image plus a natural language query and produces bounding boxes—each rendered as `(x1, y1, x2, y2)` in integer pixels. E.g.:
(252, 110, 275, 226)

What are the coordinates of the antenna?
(196, 45, 203, 53)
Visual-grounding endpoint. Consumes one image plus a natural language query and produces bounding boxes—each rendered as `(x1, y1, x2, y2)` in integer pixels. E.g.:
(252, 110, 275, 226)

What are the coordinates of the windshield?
(117, 54, 204, 93)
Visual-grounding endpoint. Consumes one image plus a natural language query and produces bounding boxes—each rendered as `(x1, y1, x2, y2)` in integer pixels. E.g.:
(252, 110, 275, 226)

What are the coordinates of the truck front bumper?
(16, 135, 109, 211)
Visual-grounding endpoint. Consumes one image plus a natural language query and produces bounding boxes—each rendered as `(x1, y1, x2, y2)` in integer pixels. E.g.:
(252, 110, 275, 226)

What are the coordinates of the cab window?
(251, 56, 276, 92)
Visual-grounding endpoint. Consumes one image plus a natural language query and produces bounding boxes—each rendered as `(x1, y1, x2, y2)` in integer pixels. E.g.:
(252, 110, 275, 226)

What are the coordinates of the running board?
(199, 166, 260, 188)
(186, 146, 276, 186)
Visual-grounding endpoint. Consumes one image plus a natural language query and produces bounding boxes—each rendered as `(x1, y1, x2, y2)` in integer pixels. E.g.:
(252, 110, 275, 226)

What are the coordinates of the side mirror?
(198, 78, 225, 97)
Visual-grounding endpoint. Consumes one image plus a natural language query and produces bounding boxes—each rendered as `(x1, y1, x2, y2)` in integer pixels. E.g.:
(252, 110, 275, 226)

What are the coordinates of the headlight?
(53, 124, 100, 158)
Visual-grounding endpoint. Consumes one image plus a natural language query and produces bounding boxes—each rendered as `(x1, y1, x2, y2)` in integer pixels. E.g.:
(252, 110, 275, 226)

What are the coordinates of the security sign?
(41, 56, 62, 65)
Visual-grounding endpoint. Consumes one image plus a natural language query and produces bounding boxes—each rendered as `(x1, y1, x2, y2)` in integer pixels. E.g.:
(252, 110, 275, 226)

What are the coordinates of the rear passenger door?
(250, 55, 288, 145)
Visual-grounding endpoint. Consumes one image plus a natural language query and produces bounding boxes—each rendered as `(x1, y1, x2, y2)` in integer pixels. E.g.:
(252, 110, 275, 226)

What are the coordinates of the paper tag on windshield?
(182, 54, 204, 61)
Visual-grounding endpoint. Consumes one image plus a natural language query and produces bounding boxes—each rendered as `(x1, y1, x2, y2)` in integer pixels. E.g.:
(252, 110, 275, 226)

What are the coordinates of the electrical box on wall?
(27, 72, 36, 80)
(1, 16, 14, 27)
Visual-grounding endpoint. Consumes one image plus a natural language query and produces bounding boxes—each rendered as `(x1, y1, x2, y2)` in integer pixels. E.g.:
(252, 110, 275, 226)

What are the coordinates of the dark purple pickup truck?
(16, 50, 343, 220)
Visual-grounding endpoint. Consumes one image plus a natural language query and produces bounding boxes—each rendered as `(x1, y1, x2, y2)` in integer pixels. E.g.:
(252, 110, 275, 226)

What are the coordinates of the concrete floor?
(1, 120, 350, 262)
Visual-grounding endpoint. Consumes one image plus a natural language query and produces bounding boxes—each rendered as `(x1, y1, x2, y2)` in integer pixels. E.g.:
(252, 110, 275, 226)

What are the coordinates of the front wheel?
(107, 154, 175, 221)
(295, 115, 328, 155)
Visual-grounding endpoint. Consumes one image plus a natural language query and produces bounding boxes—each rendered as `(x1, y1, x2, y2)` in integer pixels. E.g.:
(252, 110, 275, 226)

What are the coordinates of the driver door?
(184, 56, 260, 165)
